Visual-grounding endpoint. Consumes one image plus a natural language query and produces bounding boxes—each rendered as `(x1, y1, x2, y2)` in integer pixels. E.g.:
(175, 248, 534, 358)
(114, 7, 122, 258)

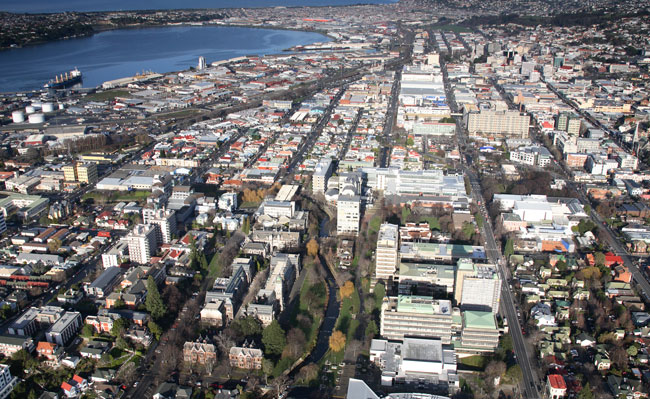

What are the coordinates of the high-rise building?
(454, 258, 501, 313)
(198, 56, 207, 70)
(0, 364, 18, 399)
(460, 311, 500, 352)
(126, 224, 158, 264)
(144, 209, 177, 244)
(63, 164, 77, 182)
(375, 223, 399, 280)
(557, 112, 582, 136)
(63, 163, 98, 184)
(466, 110, 530, 138)
(76, 163, 98, 184)
(380, 296, 453, 342)
(312, 159, 333, 193)
(337, 195, 361, 235)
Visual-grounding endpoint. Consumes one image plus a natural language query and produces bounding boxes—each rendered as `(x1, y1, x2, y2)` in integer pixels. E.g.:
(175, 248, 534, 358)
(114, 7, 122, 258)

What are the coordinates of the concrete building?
(400, 242, 487, 263)
(0, 194, 49, 221)
(45, 311, 82, 346)
(143, 209, 177, 244)
(381, 296, 453, 342)
(370, 338, 458, 391)
(218, 192, 238, 212)
(557, 112, 582, 135)
(0, 364, 18, 399)
(460, 311, 499, 352)
(63, 163, 98, 184)
(126, 224, 158, 264)
(102, 241, 129, 269)
(375, 223, 399, 280)
(397, 262, 455, 295)
(313, 158, 333, 193)
(510, 145, 552, 167)
(84, 267, 123, 298)
(454, 259, 501, 313)
(360, 168, 468, 200)
(337, 195, 361, 235)
(466, 110, 530, 138)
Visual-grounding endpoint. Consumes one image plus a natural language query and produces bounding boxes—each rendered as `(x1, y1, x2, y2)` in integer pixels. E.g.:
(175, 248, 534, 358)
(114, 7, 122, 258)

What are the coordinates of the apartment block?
(375, 223, 399, 280)
(64, 163, 98, 184)
(380, 296, 453, 343)
(454, 259, 501, 313)
(466, 110, 530, 138)
(45, 311, 82, 346)
(143, 208, 177, 244)
(312, 158, 333, 193)
(126, 224, 158, 264)
(337, 195, 361, 235)
(0, 364, 18, 399)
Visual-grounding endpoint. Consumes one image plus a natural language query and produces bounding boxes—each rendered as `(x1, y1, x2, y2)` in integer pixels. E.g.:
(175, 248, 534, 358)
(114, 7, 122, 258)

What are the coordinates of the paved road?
(379, 69, 401, 168)
(441, 51, 541, 397)
(466, 170, 541, 399)
(567, 181, 650, 301)
(280, 85, 349, 183)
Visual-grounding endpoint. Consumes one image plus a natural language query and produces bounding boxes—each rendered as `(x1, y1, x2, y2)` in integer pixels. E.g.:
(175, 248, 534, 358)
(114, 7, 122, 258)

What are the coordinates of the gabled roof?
(548, 374, 567, 390)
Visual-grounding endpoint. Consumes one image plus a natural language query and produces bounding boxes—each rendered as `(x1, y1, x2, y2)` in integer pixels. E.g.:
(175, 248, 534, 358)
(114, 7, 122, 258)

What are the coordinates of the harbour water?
(0, 0, 394, 13)
(0, 26, 330, 93)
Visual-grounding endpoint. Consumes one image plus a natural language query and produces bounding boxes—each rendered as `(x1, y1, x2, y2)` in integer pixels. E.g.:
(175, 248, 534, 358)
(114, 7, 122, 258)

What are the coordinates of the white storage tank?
(11, 111, 25, 123)
(28, 113, 45, 124)
(25, 106, 36, 114)
(42, 102, 55, 113)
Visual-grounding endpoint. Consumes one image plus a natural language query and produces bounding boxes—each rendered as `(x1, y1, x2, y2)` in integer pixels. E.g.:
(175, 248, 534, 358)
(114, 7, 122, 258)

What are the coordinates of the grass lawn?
(293, 278, 325, 346)
(458, 355, 488, 371)
(82, 190, 150, 204)
(240, 201, 261, 209)
(419, 216, 441, 231)
(368, 215, 382, 235)
(206, 249, 223, 283)
(155, 109, 201, 120)
(433, 24, 473, 33)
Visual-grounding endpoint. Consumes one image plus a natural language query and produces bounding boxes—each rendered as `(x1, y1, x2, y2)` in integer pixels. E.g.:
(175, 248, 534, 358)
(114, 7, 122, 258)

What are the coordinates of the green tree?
(262, 320, 286, 356)
(111, 317, 128, 337)
(406, 137, 414, 146)
(401, 206, 411, 223)
(499, 334, 513, 352)
(505, 364, 522, 383)
(627, 345, 638, 357)
(148, 321, 162, 340)
(578, 383, 594, 399)
(504, 238, 514, 259)
(262, 358, 274, 376)
(145, 276, 166, 320)
(116, 336, 130, 351)
(365, 320, 378, 338)
(81, 324, 95, 338)
(374, 282, 386, 310)
(232, 316, 263, 338)
(475, 213, 484, 229)
(594, 252, 606, 267)
(461, 222, 475, 240)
